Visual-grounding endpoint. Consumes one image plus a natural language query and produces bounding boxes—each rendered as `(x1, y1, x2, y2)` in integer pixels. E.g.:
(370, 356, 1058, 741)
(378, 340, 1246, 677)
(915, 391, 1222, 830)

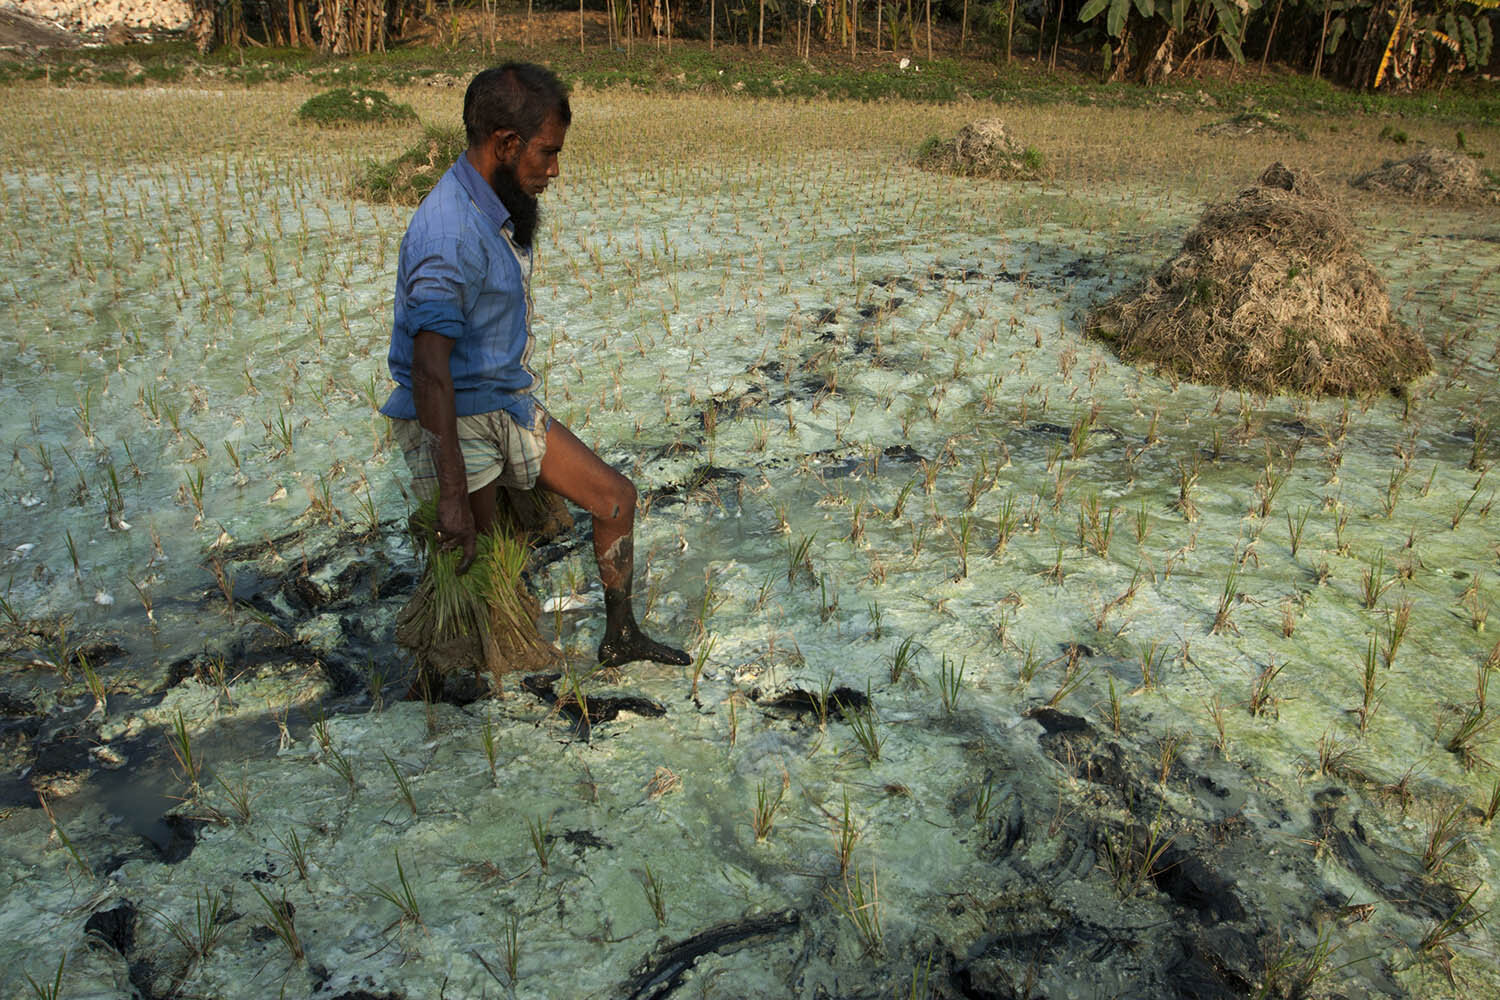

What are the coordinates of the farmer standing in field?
(381, 62, 690, 670)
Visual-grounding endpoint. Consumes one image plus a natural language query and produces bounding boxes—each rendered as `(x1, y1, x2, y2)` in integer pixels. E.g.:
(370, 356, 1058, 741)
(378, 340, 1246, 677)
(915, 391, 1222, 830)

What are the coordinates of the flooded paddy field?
(1, 84, 1498, 998)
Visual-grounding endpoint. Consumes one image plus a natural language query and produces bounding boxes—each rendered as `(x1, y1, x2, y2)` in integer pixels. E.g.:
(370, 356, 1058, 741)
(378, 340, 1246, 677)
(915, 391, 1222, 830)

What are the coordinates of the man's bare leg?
(536, 421, 689, 668)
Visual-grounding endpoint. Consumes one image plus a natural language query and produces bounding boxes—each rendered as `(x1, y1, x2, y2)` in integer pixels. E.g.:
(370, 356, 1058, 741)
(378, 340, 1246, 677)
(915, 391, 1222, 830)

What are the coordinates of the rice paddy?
(1, 82, 1498, 997)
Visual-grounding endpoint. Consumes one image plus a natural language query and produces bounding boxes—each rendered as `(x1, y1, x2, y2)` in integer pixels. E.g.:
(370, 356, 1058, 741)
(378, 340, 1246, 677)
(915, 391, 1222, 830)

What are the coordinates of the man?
(381, 63, 689, 670)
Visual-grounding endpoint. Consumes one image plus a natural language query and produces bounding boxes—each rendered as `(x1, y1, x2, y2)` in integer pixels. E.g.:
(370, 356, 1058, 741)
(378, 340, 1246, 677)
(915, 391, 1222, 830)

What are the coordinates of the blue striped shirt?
(380, 154, 539, 424)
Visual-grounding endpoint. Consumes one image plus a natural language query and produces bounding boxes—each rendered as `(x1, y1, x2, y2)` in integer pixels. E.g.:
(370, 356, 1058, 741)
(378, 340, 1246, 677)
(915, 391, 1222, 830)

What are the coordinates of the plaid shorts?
(391, 405, 551, 500)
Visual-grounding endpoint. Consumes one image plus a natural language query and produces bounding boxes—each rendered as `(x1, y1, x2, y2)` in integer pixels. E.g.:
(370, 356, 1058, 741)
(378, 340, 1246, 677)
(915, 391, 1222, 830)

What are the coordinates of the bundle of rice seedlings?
(1350, 147, 1500, 204)
(914, 119, 1045, 180)
(1086, 163, 1431, 397)
(396, 500, 562, 696)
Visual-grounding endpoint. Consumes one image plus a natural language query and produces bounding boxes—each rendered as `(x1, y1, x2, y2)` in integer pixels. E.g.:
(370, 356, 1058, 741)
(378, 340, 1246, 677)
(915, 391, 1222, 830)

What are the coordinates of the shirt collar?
(453, 153, 513, 234)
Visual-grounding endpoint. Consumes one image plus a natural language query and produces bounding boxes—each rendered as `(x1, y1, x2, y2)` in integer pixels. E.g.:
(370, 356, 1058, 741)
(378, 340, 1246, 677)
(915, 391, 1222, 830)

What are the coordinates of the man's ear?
(492, 129, 522, 163)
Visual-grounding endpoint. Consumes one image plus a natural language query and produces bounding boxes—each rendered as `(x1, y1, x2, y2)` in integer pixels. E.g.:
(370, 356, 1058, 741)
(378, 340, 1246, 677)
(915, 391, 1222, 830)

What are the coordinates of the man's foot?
(598, 624, 691, 669)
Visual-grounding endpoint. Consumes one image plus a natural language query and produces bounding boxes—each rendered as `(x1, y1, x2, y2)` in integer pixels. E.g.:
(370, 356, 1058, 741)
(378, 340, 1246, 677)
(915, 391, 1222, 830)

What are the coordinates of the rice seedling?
(1077, 495, 1116, 558)
(252, 884, 304, 962)
(1211, 561, 1242, 635)
(1253, 458, 1288, 520)
(888, 635, 919, 685)
(1452, 475, 1485, 530)
(151, 887, 228, 963)
(827, 864, 883, 955)
(24, 955, 66, 1000)
(1415, 883, 1485, 975)
(1354, 637, 1384, 735)
(37, 792, 91, 880)
(1098, 807, 1174, 899)
(1383, 598, 1412, 667)
(818, 572, 839, 622)
(1045, 645, 1094, 709)
(79, 653, 107, 717)
(1420, 801, 1469, 874)
(690, 634, 717, 699)
(1248, 658, 1286, 719)
(841, 690, 883, 764)
(1136, 639, 1166, 692)
(1252, 920, 1341, 1000)
(1068, 406, 1098, 460)
(214, 772, 253, 824)
(1174, 457, 1200, 521)
(1332, 503, 1351, 555)
(1462, 576, 1490, 633)
(1133, 499, 1151, 544)
(639, 863, 667, 926)
(751, 776, 787, 843)
(1359, 548, 1394, 610)
(369, 850, 424, 929)
(1443, 660, 1495, 769)
(1314, 731, 1365, 782)
(480, 715, 500, 786)
(383, 752, 418, 818)
(501, 912, 522, 981)
(1205, 693, 1229, 753)
(1481, 780, 1500, 824)
(168, 709, 203, 798)
(526, 814, 554, 873)
(274, 827, 310, 880)
(1156, 731, 1186, 784)
(938, 653, 966, 713)
(786, 533, 815, 585)
(1286, 505, 1311, 559)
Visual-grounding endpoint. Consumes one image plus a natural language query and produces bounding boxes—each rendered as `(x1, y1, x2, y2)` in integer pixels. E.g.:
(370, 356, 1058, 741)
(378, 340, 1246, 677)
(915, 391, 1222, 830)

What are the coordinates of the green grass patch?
(297, 86, 417, 127)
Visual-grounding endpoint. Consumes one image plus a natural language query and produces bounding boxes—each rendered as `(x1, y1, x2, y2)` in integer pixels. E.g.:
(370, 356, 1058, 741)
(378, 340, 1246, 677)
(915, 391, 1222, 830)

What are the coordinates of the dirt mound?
(1086, 163, 1430, 397)
(915, 118, 1044, 180)
(1350, 147, 1500, 204)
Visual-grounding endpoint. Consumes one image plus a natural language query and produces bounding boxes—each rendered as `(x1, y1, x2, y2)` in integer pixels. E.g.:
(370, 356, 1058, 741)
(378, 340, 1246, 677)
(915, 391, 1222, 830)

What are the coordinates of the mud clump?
(1350, 147, 1500, 204)
(1086, 163, 1431, 397)
(915, 119, 1045, 180)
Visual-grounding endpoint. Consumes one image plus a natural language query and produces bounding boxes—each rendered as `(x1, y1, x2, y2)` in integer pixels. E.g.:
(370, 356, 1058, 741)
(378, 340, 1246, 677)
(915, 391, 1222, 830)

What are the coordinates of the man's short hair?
(464, 63, 571, 148)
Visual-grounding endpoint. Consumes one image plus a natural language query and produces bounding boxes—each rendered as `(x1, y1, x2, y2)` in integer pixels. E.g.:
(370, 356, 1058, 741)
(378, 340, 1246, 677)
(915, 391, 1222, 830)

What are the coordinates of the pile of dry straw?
(1087, 163, 1431, 397)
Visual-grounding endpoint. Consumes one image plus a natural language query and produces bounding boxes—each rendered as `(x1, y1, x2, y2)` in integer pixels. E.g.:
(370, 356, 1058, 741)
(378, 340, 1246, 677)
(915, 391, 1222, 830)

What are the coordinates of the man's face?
(506, 112, 566, 197)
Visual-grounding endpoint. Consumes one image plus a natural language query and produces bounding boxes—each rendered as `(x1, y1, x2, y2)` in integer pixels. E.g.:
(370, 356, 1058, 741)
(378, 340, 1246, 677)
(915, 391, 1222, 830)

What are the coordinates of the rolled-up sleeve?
(401, 238, 468, 340)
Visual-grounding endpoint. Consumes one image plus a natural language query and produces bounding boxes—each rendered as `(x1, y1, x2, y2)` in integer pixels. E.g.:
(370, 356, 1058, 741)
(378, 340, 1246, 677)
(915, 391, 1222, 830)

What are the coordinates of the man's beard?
(489, 161, 539, 248)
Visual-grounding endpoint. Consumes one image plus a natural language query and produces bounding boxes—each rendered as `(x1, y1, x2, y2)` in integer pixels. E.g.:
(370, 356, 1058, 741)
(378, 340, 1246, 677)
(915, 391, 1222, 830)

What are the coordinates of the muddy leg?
(537, 421, 688, 669)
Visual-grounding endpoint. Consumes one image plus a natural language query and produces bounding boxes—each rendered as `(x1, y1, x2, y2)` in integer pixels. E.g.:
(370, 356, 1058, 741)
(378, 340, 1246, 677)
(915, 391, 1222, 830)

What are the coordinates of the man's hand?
(436, 490, 477, 574)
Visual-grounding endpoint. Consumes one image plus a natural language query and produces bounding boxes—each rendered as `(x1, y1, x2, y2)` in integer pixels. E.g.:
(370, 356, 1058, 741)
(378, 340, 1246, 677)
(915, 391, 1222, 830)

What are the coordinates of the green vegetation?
(296, 86, 417, 126)
(3, 35, 1496, 126)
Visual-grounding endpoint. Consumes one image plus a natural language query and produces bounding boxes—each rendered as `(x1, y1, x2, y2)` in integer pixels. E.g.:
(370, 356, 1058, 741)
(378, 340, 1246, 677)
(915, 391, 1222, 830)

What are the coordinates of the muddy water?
(1, 95, 1498, 998)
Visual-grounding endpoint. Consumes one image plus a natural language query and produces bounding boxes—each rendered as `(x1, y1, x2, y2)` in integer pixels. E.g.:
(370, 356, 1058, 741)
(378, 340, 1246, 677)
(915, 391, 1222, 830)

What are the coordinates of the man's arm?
(412, 330, 476, 573)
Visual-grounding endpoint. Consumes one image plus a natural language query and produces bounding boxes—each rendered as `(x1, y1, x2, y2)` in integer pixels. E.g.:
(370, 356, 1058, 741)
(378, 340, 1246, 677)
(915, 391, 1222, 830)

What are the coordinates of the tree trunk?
(1260, 0, 1282, 68)
(875, 0, 881, 51)
(1313, 0, 1331, 78)
(758, 0, 764, 49)
(1005, 0, 1015, 62)
(579, 0, 584, 52)
(925, 0, 931, 60)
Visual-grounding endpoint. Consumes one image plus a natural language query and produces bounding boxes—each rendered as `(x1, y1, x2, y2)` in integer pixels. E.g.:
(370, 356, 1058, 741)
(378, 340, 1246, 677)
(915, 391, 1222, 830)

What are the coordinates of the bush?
(297, 87, 417, 127)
